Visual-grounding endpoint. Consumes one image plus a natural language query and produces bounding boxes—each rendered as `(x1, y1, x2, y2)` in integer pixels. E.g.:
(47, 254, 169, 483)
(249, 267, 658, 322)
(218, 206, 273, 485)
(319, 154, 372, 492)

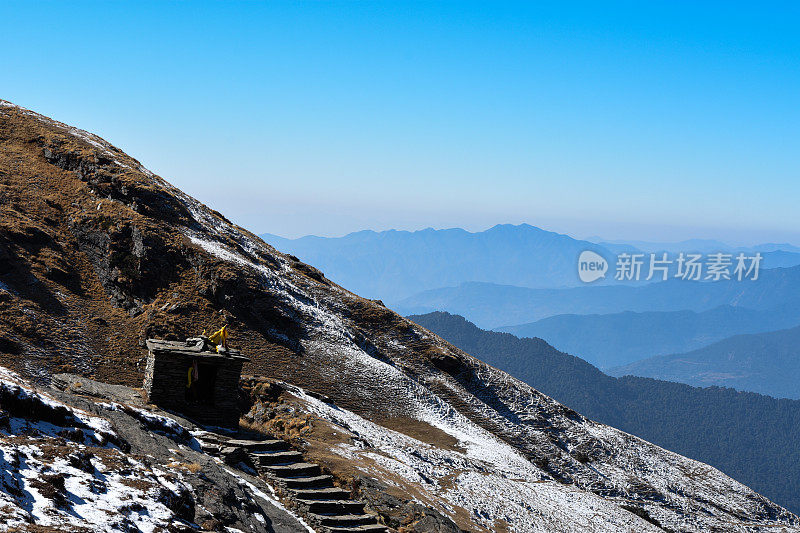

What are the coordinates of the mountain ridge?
(261, 228, 800, 307)
(260, 223, 618, 302)
(610, 324, 800, 399)
(397, 266, 800, 328)
(1, 99, 797, 531)
(497, 304, 800, 369)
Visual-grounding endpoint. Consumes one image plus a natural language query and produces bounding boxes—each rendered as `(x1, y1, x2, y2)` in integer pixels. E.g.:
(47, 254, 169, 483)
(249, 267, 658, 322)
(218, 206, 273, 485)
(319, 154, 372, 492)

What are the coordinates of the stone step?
(199, 441, 221, 454)
(251, 450, 305, 465)
(226, 438, 289, 452)
(281, 474, 335, 489)
(194, 432, 229, 446)
(322, 525, 388, 533)
(298, 499, 365, 515)
(262, 462, 322, 478)
(309, 513, 377, 527)
(289, 486, 351, 500)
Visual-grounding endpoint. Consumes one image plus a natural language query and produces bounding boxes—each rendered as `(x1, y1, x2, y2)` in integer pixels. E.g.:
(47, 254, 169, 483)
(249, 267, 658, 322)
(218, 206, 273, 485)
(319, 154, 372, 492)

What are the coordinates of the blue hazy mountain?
(396, 265, 800, 329)
(609, 325, 800, 399)
(497, 305, 800, 369)
(261, 224, 616, 302)
(588, 237, 800, 255)
(589, 237, 736, 253)
(588, 238, 800, 269)
(759, 250, 800, 268)
(752, 243, 800, 253)
(262, 225, 800, 306)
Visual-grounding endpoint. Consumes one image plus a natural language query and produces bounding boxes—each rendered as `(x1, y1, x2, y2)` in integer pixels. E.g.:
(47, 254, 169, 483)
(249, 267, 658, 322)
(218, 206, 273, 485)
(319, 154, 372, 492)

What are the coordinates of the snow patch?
(223, 467, 316, 533)
(288, 385, 658, 532)
(0, 367, 117, 444)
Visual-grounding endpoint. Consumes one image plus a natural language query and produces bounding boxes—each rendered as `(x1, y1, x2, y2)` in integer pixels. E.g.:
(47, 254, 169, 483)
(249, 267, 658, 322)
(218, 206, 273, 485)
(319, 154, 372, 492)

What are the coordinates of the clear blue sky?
(2, 1, 799, 243)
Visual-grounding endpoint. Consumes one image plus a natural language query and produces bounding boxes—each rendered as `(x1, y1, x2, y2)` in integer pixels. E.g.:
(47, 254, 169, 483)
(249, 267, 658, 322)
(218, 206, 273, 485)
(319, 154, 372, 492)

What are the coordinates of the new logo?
(578, 250, 608, 283)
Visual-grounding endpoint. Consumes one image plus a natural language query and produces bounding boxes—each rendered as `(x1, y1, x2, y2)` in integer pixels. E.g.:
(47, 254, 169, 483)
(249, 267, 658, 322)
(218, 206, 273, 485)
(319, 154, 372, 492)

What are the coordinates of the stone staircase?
(197, 432, 388, 533)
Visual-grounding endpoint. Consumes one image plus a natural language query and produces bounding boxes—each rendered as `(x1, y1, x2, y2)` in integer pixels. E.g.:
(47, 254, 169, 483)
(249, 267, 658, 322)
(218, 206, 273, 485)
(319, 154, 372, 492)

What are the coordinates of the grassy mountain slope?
(410, 311, 800, 513)
(610, 324, 800, 399)
(1, 99, 797, 531)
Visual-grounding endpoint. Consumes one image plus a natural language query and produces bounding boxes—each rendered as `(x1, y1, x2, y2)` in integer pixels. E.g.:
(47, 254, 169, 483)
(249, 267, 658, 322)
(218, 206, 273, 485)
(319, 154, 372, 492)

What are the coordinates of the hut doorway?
(195, 363, 217, 405)
(186, 361, 218, 406)
(187, 362, 218, 406)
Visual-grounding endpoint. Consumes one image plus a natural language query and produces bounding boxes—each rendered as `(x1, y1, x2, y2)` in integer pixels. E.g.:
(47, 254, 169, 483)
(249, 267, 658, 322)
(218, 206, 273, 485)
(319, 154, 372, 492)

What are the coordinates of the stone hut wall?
(144, 351, 244, 428)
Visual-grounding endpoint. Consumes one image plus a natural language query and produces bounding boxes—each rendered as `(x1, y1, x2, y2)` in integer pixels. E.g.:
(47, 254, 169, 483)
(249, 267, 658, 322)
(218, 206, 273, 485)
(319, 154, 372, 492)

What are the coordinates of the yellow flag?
(208, 325, 228, 348)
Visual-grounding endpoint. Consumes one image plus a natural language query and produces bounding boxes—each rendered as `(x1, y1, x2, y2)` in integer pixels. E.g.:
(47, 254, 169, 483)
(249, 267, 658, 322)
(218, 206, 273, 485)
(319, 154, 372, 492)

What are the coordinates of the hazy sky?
(3, 1, 799, 243)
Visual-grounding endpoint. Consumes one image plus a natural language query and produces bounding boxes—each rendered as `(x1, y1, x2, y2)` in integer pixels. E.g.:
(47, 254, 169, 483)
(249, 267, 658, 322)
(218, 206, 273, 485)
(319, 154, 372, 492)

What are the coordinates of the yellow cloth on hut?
(208, 325, 228, 353)
(187, 360, 198, 387)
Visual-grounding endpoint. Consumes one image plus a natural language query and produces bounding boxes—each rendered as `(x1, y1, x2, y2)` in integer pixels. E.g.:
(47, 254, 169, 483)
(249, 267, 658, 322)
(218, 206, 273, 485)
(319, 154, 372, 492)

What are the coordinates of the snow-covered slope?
(1, 99, 798, 532)
(172, 176, 798, 531)
(278, 383, 663, 532)
(0, 367, 311, 532)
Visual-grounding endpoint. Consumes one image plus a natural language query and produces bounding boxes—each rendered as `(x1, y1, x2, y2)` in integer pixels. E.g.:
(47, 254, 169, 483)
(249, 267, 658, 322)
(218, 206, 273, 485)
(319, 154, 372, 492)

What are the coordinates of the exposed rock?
(0, 368, 313, 532)
(67, 449, 95, 473)
(357, 477, 463, 533)
(52, 373, 144, 405)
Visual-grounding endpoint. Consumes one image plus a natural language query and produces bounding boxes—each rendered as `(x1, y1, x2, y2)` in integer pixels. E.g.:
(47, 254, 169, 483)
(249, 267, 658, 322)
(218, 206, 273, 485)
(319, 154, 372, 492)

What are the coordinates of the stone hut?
(143, 337, 250, 428)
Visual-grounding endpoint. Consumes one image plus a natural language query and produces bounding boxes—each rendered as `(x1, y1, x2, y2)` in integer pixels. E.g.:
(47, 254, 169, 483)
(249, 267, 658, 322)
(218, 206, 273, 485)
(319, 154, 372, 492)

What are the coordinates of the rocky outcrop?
(72, 218, 187, 311)
(356, 477, 462, 533)
(1, 368, 311, 532)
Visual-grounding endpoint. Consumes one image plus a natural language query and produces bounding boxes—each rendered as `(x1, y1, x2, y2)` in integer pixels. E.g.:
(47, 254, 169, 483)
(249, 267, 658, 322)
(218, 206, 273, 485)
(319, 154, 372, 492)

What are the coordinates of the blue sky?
(2, 1, 799, 243)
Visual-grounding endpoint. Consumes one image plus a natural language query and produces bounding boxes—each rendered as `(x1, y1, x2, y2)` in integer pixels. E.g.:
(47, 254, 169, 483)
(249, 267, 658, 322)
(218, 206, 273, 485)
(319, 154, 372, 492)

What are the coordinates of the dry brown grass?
(165, 460, 203, 474)
(240, 410, 313, 442)
(184, 462, 202, 473)
(120, 477, 156, 491)
(375, 416, 465, 453)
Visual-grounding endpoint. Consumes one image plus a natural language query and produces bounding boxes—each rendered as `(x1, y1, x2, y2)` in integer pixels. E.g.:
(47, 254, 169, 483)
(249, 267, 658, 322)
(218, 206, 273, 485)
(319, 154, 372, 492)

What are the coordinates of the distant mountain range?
(759, 250, 800, 268)
(609, 325, 800, 399)
(261, 224, 616, 302)
(497, 304, 800, 369)
(261, 225, 800, 305)
(397, 264, 800, 328)
(587, 236, 800, 255)
(410, 311, 800, 514)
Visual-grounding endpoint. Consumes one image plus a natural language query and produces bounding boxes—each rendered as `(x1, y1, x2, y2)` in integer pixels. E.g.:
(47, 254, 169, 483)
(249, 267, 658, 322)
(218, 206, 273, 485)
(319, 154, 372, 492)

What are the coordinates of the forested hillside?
(410, 311, 800, 514)
(611, 324, 800, 399)
(498, 304, 800, 369)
